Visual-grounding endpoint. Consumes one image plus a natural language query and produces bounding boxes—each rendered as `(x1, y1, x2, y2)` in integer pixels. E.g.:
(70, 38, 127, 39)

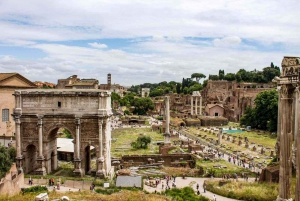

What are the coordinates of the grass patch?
(205, 180, 294, 201)
(2, 190, 171, 201)
(196, 159, 254, 177)
(111, 128, 164, 157)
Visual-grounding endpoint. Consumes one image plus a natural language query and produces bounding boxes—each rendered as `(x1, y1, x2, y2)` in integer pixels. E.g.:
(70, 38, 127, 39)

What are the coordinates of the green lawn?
(111, 128, 164, 157)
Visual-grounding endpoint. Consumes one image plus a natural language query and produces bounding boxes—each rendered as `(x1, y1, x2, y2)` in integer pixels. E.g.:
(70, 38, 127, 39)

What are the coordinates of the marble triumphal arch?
(12, 89, 112, 177)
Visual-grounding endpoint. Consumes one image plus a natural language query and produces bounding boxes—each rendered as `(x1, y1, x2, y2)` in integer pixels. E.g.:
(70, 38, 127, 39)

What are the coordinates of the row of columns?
(190, 96, 202, 115)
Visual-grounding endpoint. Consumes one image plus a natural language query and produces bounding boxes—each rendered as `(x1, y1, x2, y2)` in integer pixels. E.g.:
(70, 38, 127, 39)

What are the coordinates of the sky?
(0, 0, 300, 86)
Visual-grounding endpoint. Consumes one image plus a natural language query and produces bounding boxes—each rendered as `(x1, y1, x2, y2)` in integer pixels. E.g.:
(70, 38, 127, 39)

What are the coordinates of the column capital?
(75, 118, 81, 125)
(38, 118, 43, 126)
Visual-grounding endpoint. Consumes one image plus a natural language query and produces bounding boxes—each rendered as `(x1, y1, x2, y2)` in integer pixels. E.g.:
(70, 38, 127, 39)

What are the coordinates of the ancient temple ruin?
(273, 56, 300, 201)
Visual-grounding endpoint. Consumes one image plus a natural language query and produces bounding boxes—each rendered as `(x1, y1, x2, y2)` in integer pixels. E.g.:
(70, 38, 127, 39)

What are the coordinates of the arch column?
(35, 117, 46, 175)
(97, 119, 105, 177)
(14, 115, 23, 173)
(73, 117, 83, 176)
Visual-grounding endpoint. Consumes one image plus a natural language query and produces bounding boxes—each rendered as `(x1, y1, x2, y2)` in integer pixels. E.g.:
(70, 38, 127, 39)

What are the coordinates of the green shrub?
(22, 186, 48, 194)
(131, 136, 151, 149)
(165, 187, 210, 201)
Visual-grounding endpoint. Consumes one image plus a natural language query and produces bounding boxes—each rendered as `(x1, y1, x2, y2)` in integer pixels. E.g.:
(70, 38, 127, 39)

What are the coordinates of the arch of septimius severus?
(274, 56, 300, 201)
(12, 89, 112, 177)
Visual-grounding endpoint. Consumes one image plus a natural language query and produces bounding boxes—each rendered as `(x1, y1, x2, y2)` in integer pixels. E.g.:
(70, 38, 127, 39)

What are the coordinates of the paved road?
(144, 177, 244, 201)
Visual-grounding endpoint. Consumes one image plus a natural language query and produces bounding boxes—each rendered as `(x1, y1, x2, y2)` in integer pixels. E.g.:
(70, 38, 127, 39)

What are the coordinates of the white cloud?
(0, 0, 299, 85)
(213, 36, 242, 47)
(88, 42, 108, 49)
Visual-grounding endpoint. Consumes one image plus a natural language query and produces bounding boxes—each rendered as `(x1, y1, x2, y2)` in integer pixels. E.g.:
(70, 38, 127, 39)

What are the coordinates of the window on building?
(58, 102, 61, 108)
(2, 109, 9, 122)
(215, 112, 219, 116)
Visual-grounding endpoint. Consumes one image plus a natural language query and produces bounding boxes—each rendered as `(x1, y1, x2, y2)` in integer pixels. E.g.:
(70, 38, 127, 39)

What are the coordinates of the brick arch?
(43, 122, 76, 140)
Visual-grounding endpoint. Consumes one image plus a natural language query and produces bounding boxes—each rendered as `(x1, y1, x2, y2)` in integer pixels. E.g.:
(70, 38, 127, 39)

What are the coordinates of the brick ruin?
(150, 80, 275, 124)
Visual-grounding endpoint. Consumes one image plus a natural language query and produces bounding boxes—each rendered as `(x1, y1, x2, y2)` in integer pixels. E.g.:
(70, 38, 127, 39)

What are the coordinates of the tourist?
(213, 194, 217, 201)
(197, 190, 200, 195)
(196, 183, 199, 190)
(203, 184, 206, 193)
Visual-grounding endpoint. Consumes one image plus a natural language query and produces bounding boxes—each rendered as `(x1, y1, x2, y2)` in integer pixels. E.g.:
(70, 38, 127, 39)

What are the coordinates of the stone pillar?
(73, 118, 83, 176)
(191, 96, 193, 115)
(200, 95, 202, 115)
(164, 96, 171, 144)
(218, 127, 222, 145)
(38, 118, 43, 158)
(35, 117, 46, 175)
(295, 87, 300, 201)
(276, 86, 281, 159)
(195, 97, 198, 115)
(277, 85, 293, 201)
(14, 116, 23, 173)
(97, 119, 105, 177)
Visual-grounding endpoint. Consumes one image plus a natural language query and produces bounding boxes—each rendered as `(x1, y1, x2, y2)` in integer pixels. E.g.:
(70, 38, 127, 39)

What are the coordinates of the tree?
(224, 73, 236, 81)
(131, 97, 154, 115)
(191, 73, 206, 82)
(208, 75, 219, 80)
(0, 145, 15, 179)
(240, 89, 278, 132)
(131, 136, 152, 149)
(176, 83, 182, 94)
(262, 67, 280, 83)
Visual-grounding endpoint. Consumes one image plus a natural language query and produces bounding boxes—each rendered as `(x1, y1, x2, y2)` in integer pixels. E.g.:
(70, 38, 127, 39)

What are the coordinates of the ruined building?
(202, 80, 275, 121)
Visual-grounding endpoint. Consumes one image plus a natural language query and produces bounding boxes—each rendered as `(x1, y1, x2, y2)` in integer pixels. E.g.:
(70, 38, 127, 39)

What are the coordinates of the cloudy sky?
(0, 0, 299, 86)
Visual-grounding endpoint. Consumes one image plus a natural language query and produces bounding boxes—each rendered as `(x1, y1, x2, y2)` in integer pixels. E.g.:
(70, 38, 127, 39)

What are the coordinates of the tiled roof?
(206, 104, 224, 109)
(0, 73, 17, 82)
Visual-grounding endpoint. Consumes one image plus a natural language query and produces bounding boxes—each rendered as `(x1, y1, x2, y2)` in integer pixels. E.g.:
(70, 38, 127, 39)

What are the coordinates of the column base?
(73, 159, 84, 177)
(96, 169, 106, 178)
(16, 156, 24, 174)
(276, 196, 293, 201)
(35, 157, 47, 176)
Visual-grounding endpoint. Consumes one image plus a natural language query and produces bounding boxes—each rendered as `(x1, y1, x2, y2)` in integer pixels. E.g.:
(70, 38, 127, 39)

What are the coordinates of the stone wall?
(200, 116, 228, 126)
(0, 163, 24, 197)
(120, 154, 196, 168)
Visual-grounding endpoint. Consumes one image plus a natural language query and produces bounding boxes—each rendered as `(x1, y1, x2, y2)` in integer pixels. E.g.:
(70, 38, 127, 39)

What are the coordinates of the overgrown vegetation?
(21, 186, 48, 194)
(165, 187, 210, 201)
(205, 180, 286, 201)
(0, 145, 16, 178)
(240, 89, 278, 132)
(131, 136, 152, 149)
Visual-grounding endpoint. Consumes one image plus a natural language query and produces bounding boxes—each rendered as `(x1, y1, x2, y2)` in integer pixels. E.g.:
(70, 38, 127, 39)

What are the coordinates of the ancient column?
(191, 96, 193, 115)
(73, 117, 83, 176)
(295, 87, 300, 201)
(38, 118, 43, 158)
(195, 97, 198, 115)
(164, 96, 171, 144)
(200, 95, 202, 115)
(276, 86, 281, 159)
(97, 119, 105, 177)
(35, 117, 46, 175)
(14, 116, 23, 173)
(75, 118, 80, 160)
(218, 127, 222, 145)
(277, 85, 293, 201)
